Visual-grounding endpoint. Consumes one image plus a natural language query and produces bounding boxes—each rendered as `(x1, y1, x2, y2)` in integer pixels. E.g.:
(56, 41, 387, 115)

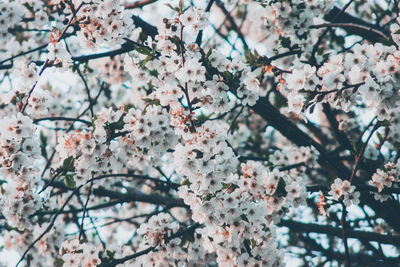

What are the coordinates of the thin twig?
(79, 176, 94, 240)
(340, 203, 351, 267)
(124, 0, 158, 9)
(310, 23, 389, 40)
(16, 185, 81, 266)
(227, 105, 244, 134)
(33, 116, 92, 125)
(215, 0, 248, 50)
(39, 82, 106, 181)
(310, 0, 355, 65)
(349, 122, 380, 183)
(101, 223, 201, 266)
(20, 3, 84, 114)
(75, 65, 94, 117)
(195, 0, 215, 46)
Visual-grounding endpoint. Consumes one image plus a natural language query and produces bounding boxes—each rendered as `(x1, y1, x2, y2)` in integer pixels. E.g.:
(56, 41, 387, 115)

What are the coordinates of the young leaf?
(62, 156, 75, 172)
(274, 177, 287, 197)
(40, 131, 47, 148)
(64, 174, 76, 189)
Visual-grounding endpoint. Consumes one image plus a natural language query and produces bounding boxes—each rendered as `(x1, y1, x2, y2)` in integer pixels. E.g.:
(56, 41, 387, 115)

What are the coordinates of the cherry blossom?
(0, 1, 400, 266)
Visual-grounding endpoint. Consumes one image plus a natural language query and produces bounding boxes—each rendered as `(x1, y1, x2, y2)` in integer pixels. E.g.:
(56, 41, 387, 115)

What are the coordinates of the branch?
(195, 0, 216, 46)
(215, 0, 248, 50)
(31, 200, 125, 216)
(124, 0, 158, 9)
(92, 186, 186, 208)
(306, 184, 400, 194)
(40, 174, 184, 207)
(19, 3, 85, 114)
(75, 65, 94, 117)
(16, 182, 82, 266)
(252, 99, 351, 178)
(310, 0, 355, 65)
(79, 177, 94, 240)
(340, 203, 351, 267)
(279, 219, 400, 246)
(33, 117, 92, 125)
(295, 233, 399, 266)
(324, 6, 392, 43)
(322, 103, 355, 155)
(310, 23, 390, 41)
(268, 50, 302, 61)
(100, 223, 201, 266)
(349, 122, 380, 183)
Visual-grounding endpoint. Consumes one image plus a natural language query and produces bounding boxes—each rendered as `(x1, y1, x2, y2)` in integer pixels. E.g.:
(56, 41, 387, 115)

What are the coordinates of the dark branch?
(279, 219, 400, 246)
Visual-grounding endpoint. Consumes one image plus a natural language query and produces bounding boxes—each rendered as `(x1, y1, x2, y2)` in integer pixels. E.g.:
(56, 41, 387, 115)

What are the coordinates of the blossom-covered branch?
(1, 1, 400, 266)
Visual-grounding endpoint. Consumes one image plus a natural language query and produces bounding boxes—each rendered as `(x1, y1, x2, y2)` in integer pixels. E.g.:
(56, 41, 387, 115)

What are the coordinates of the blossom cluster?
(0, 114, 41, 230)
(76, 0, 135, 50)
(370, 160, 400, 201)
(176, 133, 307, 265)
(59, 239, 101, 267)
(390, 17, 400, 47)
(245, 0, 334, 57)
(136, 213, 179, 246)
(328, 178, 360, 207)
(284, 43, 400, 118)
(1, 0, 400, 266)
(123, 105, 178, 156)
(90, 56, 129, 85)
(5, 222, 66, 266)
(47, 42, 72, 68)
(270, 146, 318, 168)
(0, 1, 24, 37)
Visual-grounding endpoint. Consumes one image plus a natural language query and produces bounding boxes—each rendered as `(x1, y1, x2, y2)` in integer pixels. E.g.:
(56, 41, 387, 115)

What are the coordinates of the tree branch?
(279, 219, 400, 246)
(124, 0, 158, 9)
(100, 223, 201, 266)
(324, 6, 392, 43)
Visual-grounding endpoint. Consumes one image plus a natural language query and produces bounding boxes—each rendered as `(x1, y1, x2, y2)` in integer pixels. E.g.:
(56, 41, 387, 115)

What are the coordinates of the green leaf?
(40, 131, 47, 148)
(54, 258, 65, 267)
(181, 178, 191, 186)
(376, 132, 383, 143)
(106, 250, 116, 259)
(149, 69, 158, 77)
(64, 174, 76, 189)
(250, 238, 257, 249)
(222, 183, 238, 191)
(240, 214, 249, 222)
(140, 57, 151, 69)
(279, 36, 291, 49)
(274, 177, 287, 197)
(203, 193, 213, 201)
(206, 48, 212, 58)
(378, 120, 391, 127)
(221, 183, 232, 189)
(245, 50, 259, 64)
(143, 98, 160, 105)
(62, 156, 75, 172)
(135, 47, 152, 56)
(165, 3, 180, 12)
(196, 112, 214, 124)
(123, 104, 135, 112)
(142, 98, 161, 114)
(106, 119, 125, 131)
